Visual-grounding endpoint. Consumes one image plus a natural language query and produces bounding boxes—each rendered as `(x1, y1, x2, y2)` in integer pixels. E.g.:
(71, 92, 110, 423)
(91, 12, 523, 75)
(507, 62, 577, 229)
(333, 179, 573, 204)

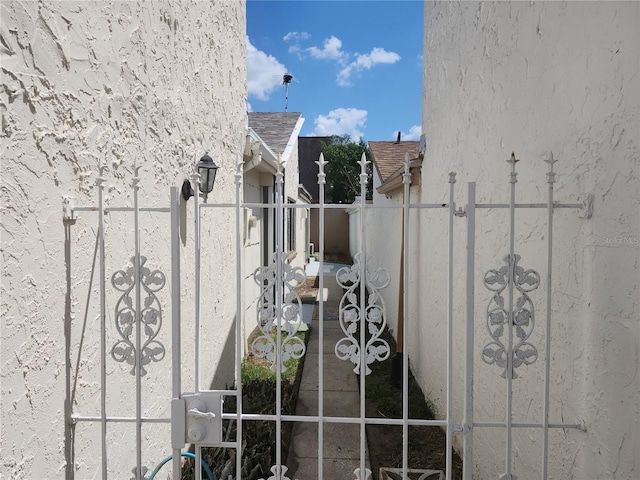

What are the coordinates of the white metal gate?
(64, 152, 590, 479)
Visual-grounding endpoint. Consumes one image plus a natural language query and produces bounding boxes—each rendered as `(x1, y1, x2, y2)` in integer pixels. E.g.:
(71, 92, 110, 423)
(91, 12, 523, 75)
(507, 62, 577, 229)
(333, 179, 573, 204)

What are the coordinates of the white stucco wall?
(365, 172, 424, 341)
(414, 2, 639, 479)
(1, 1, 246, 478)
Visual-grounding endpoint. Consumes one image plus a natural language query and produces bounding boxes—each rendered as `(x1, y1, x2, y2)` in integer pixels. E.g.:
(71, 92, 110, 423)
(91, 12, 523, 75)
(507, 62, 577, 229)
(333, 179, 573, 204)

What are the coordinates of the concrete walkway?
(287, 261, 371, 480)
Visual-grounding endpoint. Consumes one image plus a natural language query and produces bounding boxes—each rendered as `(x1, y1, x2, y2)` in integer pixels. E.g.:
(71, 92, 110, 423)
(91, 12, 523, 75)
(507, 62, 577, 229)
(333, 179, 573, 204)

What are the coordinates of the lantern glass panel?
(199, 166, 216, 194)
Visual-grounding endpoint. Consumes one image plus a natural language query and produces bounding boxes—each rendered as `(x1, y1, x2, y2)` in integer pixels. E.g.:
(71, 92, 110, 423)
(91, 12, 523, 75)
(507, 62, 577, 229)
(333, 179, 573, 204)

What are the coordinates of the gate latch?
(171, 392, 223, 449)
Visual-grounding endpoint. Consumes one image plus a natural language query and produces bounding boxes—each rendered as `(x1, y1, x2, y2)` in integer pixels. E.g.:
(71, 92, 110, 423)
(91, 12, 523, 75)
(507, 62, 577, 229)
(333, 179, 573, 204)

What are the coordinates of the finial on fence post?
(544, 152, 557, 185)
(403, 152, 412, 185)
(275, 153, 284, 185)
(234, 153, 243, 186)
(507, 152, 519, 184)
(358, 151, 369, 188)
(358, 151, 369, 174)
(316, 152, 327, 185)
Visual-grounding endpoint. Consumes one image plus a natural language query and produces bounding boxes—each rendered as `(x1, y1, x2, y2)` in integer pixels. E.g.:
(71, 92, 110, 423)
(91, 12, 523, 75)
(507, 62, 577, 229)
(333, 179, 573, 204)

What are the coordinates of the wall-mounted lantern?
(182, 153, 219, 202)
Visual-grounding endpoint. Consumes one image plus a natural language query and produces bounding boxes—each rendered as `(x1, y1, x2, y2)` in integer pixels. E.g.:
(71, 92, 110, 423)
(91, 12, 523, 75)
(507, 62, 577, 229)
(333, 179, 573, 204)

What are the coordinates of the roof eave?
(376, 159, 423, 197)
(244, 128, 279, 174)
(280, 116, 305, 167)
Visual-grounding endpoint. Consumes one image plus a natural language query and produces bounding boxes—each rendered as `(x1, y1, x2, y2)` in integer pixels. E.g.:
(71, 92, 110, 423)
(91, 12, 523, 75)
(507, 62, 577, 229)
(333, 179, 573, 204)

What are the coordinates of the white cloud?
(247, 101, 253, 113)
(283, 31, 310, 42)
(247, 36, 287, 101)
(284, 32, 311, 57)
(337, 47, 400, 87)
(397, 125, 422, 141)
(311, 108, 368, 140)
(307, 36, 347, 62)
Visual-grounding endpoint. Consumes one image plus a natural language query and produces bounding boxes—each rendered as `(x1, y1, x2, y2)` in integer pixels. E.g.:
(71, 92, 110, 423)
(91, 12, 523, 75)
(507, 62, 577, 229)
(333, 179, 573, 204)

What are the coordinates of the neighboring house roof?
(298, 136, 332, 202)
(245, 112, 304, 174)
(248, 112, 303, 158)
(369, 140, 422, 197)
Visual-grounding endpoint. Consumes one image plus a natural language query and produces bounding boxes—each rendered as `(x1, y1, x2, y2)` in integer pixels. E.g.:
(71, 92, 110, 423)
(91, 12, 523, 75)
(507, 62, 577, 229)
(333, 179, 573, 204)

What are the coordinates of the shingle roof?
(369, 141, 421, 183)
(248, 112, 302, 156)
(298, 136, 332, 202)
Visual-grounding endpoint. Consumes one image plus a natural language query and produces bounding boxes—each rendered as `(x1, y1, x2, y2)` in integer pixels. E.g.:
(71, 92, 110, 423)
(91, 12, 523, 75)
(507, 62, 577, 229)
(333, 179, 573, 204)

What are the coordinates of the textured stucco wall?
(1, 1, 246, 478)
(416, 2, 639, 479)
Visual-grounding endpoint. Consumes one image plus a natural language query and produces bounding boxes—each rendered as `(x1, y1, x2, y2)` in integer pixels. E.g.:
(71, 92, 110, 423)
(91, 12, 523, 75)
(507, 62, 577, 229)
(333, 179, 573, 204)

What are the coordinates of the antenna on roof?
(282, 73, 293, 112)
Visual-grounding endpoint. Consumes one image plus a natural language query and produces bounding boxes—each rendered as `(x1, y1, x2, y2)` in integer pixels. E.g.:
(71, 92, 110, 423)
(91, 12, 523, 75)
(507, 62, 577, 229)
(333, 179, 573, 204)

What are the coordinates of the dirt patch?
(363, 329, 464, 480)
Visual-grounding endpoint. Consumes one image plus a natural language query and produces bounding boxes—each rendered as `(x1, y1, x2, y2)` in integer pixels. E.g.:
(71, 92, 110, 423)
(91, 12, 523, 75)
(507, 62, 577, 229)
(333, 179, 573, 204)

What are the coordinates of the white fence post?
(463, 181, 476, 480)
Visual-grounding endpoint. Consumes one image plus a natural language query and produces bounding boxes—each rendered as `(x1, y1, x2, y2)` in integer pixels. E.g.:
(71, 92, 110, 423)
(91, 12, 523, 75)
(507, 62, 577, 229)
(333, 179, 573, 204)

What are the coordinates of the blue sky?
(247, 0, 424, 142)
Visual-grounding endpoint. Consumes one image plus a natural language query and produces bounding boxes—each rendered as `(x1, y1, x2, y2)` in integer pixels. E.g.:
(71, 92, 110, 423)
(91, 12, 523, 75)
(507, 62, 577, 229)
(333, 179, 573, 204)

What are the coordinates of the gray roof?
(369, 141, 420, 183)
(248, 112, 302, 156)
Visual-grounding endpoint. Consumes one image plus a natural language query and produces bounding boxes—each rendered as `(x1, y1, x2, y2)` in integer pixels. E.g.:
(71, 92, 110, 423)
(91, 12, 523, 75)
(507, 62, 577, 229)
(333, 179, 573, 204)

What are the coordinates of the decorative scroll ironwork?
(111, 256, 166, 376)
(335, 254, 391, 375)
(251, 251, 307, 373)
(482, 254, 540, 379)
(259, 465, 291, 480)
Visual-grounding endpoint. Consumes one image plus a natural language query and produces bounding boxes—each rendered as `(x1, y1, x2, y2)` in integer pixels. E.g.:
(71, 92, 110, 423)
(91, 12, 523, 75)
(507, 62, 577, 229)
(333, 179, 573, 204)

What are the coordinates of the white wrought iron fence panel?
(64, 158, 175, 480)
(459, 153, 590, 480)
(63, 151, 591, 479)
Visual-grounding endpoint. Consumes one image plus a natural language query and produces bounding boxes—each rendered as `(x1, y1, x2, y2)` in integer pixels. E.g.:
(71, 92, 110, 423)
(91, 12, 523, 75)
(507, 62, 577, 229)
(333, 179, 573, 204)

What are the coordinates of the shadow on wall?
(63, 214, 237, 479)
(207, 316, 237, 391)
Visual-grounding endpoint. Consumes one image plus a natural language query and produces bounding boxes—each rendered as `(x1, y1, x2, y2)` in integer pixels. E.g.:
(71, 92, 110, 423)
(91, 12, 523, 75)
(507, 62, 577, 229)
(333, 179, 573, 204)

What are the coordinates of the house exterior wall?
(311, 208, 350, 257)
(0, 1, 246, 478)
(241, 169, 264, 351)
(283, 138, 307, 271)
(366, 170, 423, 348)
(365, 174, 400, 336)
(294, 198, 310, 266)
(415, 2, 639, 479)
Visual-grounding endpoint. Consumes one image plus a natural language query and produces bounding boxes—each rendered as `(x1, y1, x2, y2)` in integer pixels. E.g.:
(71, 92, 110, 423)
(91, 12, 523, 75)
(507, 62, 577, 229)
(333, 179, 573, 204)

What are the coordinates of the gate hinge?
(578, 192, 593, 219)
(453, 422, 469, 434)
(63, 196, 77, 223)
(171, 393, 223, 449)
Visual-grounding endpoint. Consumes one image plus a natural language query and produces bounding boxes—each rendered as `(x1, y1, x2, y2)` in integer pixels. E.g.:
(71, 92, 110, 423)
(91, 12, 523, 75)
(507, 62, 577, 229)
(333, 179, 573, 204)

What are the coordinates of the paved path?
(287, 262, 371, 480)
